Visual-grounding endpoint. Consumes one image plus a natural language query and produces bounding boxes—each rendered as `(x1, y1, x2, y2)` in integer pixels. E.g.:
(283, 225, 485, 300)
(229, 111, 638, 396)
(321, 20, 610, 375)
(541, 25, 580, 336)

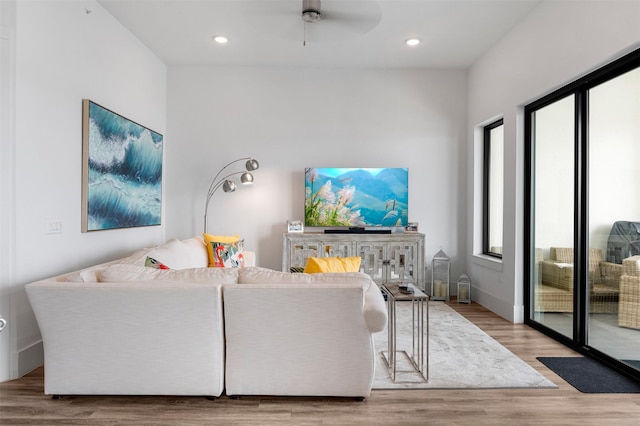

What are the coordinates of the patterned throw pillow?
(145, 256, 170, 270)
(210, 239, 245, 268)
(203, 233, 241, 267)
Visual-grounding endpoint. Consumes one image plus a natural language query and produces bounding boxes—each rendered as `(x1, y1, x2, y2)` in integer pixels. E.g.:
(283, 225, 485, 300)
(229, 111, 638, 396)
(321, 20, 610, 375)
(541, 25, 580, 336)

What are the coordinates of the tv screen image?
(305, 167, 408, 227)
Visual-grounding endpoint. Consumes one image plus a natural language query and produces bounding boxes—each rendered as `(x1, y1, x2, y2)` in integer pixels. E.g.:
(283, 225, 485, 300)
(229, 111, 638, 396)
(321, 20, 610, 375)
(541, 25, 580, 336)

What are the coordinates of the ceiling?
(97, 0, 542, 69)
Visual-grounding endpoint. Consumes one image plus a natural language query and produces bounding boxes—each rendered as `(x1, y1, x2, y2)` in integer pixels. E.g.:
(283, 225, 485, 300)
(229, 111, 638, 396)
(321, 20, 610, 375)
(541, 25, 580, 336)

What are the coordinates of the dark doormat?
(537, 357, 640, 393)
(623, 359, 640, 370)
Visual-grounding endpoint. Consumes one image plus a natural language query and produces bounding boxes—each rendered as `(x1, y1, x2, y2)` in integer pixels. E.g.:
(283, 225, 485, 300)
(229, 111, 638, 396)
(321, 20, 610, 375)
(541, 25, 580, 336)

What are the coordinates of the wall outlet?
(46, 220, 64, 234)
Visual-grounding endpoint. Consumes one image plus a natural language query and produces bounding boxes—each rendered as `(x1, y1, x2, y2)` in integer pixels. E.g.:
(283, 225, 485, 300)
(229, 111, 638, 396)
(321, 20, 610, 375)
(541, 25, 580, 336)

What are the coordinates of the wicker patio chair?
(618, 256, 640, 330)
(536, 247, 621, 313)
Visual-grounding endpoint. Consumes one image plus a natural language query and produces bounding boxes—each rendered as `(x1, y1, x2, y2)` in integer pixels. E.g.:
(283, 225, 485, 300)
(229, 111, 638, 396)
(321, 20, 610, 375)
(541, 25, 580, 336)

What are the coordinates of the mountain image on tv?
(305, 167, 408, 227)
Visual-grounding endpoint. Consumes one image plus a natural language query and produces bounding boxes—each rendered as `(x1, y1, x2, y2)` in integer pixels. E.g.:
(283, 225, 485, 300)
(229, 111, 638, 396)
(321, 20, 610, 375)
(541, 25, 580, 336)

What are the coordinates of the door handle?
(0, 317, 6, 333)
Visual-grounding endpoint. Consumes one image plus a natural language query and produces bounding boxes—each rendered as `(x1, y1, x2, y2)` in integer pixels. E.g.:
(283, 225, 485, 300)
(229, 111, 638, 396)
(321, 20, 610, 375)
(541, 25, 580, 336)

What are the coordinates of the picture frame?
(287, 220, 304, 233)
(81, 99, 163, 232)
(406, 222, 419, 232)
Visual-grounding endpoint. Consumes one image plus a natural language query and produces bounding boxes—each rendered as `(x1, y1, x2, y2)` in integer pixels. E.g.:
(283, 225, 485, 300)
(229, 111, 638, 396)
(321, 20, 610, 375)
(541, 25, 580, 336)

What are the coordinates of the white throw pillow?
(100, 263, 239, 284)
(64, 268, 103, 283)
(180, 236, 210, 268)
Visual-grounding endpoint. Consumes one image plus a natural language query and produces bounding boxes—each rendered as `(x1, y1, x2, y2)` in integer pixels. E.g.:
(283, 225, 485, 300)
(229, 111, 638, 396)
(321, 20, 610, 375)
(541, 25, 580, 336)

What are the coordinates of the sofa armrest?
(363, 283, 387, 333)
(619, 274, 640, 329)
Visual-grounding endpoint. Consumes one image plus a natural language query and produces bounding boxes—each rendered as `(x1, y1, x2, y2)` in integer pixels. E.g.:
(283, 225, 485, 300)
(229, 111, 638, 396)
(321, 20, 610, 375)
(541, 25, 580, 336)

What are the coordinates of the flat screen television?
(305, 167, 408, 228)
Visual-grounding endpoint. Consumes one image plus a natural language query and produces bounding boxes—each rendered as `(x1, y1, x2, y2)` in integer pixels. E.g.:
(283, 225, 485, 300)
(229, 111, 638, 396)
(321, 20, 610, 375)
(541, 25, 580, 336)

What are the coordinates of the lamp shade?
(222, 180, 236, 193)
(246, 159, 259, 171)
(241, 172, 254, 184)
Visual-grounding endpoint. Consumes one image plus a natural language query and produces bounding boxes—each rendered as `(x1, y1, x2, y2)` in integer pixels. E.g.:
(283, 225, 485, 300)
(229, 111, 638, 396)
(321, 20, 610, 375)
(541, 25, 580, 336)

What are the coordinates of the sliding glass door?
(530, 95, 576, 339)
(526, 49, 640, 381)
(587, 66, 640, 368)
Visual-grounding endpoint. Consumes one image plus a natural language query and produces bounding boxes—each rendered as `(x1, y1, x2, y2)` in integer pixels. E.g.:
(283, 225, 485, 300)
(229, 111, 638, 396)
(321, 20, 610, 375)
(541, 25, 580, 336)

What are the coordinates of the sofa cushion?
(553, 248, 574, 264)
(100, 263, 238, 284)
(303, 256, 361, 274)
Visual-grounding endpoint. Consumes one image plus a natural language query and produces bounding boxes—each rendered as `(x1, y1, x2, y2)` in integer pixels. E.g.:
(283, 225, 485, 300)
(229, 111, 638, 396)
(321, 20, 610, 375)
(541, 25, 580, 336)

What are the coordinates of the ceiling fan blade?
(308, 0, 382, 39)
(320, 10, 381, 35)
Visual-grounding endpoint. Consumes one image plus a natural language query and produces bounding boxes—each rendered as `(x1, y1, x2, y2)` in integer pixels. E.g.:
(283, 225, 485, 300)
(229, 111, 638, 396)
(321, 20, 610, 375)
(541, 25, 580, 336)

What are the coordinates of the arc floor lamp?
(204, 157, 259, 233)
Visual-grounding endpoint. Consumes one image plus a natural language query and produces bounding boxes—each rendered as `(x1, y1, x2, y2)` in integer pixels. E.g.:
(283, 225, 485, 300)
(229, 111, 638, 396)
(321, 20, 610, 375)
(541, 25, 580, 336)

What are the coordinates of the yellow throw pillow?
(303, 256, 362, 274)
(203, 233, 240, 267)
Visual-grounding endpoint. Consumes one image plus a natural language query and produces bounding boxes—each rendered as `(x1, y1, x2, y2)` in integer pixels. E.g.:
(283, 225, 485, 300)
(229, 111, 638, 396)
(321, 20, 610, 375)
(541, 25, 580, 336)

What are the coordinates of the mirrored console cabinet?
(282, 232, 426, 291)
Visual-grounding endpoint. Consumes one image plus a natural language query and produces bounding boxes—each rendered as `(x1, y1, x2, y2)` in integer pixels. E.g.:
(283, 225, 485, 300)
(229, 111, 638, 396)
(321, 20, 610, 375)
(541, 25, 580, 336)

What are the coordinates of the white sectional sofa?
(25, 237, 387, 399)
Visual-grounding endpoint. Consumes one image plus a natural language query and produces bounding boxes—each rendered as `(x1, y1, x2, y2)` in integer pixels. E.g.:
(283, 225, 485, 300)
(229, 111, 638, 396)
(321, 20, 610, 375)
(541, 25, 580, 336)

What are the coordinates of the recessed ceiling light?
(213, 36, 228, 44)
(405, 38, 421, 46)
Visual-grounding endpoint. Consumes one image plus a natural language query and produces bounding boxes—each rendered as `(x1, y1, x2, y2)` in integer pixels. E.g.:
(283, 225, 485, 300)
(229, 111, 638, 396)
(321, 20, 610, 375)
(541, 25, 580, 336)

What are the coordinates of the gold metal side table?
(381, 283, 429, 382)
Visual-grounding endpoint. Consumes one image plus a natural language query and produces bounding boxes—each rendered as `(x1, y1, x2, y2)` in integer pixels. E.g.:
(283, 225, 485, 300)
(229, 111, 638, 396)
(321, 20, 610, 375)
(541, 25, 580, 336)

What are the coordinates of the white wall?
(467, 0, 640, 322)
(166, 67, 468, 276)
(0, 0, 167, 381)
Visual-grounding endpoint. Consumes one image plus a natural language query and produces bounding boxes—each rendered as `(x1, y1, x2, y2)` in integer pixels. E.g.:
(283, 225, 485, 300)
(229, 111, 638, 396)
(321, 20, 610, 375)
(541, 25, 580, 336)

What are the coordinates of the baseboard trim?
(472, 287, 524, 324)
(19, 340, 43, 377)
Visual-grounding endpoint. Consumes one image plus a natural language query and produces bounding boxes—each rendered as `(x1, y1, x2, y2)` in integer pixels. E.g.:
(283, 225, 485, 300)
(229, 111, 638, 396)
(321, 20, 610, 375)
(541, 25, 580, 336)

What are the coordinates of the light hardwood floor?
(1, 301, 639, 425)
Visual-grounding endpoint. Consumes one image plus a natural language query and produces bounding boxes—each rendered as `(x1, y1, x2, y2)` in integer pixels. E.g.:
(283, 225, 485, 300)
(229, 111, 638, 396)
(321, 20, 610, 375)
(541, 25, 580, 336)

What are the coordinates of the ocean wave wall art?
(82, 100, 163, 232)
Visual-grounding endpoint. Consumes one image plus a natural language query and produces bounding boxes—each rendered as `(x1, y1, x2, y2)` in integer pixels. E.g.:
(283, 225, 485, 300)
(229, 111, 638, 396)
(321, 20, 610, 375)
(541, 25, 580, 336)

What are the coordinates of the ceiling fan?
(243, 0, 382, 44)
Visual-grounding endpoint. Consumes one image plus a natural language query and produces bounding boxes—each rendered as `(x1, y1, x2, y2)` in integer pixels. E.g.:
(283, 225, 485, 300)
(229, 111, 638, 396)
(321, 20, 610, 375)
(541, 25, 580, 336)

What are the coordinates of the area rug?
(537, 357, 640, 393)
(373, 301, 557, 389)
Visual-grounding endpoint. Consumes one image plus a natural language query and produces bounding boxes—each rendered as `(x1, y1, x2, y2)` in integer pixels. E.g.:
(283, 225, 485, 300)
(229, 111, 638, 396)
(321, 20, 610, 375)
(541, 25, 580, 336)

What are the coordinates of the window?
(483, 119, 504, 258)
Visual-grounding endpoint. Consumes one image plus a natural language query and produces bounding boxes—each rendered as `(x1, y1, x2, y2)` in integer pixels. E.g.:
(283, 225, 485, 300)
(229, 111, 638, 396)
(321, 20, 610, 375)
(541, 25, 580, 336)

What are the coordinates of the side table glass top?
(382, 283, 429, 301)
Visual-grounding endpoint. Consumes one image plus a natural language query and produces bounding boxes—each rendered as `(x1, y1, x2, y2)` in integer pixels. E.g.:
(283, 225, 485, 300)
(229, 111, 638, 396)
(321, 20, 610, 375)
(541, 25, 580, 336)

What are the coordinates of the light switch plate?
(46, 220, 63, 234)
